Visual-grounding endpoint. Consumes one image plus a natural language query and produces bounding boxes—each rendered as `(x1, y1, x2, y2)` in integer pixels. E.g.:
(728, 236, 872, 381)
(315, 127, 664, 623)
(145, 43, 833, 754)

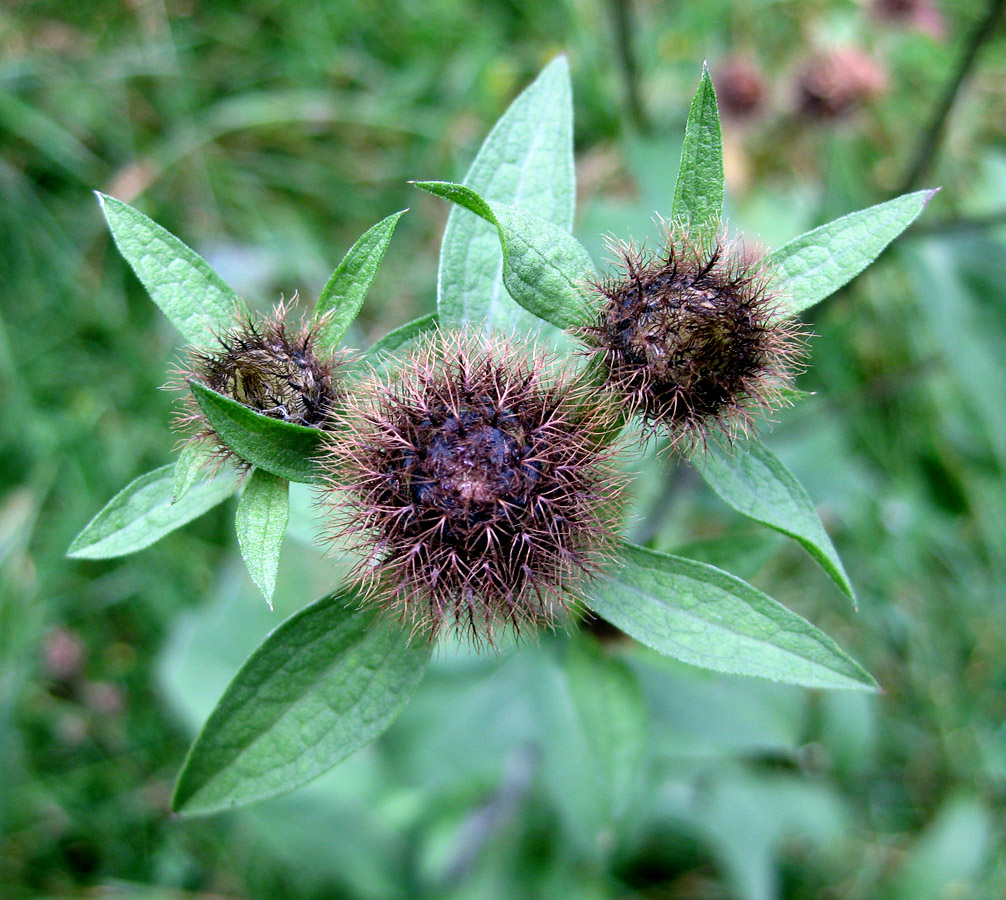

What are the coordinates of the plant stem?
(608, 0, 650, 133)
(896, 0, 1005, 194)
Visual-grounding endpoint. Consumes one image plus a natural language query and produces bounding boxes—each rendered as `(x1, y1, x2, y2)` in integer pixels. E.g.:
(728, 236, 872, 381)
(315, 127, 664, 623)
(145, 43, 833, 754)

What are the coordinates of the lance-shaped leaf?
(586, 542, 876, 691)
(96, 193, 238, 346)
(313, 210, 407, 350)
(365, 312, 438, 360)
(696, 439, 856, 604)
(563, 636, 648, 824)
(188, 381, 325, 483)
(418, 181, 595, 330)
(172, 588, 432, 816)
(235, 468, 289, 607)
(172, 441, 214, 503)
(671, 63, 724, 241)
(68, 464, 239, 560)
(437, 55, 574, 332)
(770, 189, 938, 318)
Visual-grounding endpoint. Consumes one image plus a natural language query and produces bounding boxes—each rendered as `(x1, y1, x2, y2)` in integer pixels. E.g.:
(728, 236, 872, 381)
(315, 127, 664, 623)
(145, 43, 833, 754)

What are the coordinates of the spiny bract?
(580, 227, 807, 449)
(319, 330, 624, 646)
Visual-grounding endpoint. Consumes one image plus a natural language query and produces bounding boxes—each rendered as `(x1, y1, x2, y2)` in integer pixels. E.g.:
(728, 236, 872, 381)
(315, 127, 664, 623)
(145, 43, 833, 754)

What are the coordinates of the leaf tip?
(860, 673, 882, 693)
(170, 764, 215, 818)
(699, 62, 716, 93)
(169, 780, 196, 817)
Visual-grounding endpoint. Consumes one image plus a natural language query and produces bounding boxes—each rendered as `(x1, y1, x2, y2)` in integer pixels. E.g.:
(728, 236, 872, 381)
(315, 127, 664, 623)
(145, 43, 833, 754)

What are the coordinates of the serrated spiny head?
(579, 226, 807, 450)
(319, 330, 625, 648)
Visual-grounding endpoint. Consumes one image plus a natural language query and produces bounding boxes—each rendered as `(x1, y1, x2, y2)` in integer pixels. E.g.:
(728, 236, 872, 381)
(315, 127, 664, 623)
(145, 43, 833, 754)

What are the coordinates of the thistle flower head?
(174, 302, 346, 462)
(580, 226, 807, 449)
(320, 330, 624, 647)
(796, 47, 886, 119)
(715, 56, 766, 119)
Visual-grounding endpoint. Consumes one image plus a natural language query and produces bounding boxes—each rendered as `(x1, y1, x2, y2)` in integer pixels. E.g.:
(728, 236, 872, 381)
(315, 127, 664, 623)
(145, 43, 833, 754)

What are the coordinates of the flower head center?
(611, 277, 755, 386)
(407, 404, 536, 526)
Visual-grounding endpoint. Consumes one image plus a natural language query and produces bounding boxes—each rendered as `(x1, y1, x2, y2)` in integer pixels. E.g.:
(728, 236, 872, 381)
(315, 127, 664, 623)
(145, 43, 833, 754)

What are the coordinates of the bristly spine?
(579, 224, 808, 450)
(319, 330, 625, 648)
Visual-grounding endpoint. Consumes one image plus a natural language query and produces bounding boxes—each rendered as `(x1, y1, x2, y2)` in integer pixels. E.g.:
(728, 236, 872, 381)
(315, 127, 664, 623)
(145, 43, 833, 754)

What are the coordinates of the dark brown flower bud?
(173, 302, 346, 464)
(319, 331, 624, 646)
(580, 228, 806, 449)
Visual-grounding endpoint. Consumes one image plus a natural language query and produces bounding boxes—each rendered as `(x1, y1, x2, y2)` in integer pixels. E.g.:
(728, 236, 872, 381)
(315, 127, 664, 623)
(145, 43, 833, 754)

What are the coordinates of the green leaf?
(437, 56, 574, 332)
(188, 380, 325, 483)
(68, 464, 239, 560)
(696, 439, 856, 604)
(364, 312, 438, 360)
(235, 468, 289, 607)
(586, 541, 876, 690)
(313, 210, 407, 350)
(417, 181, 596, 330)
(173, 441, 213, 503)
(563, 636, 648, 823)
(770, 189, 938, 317)
(96, 193, 238, 346)
(671, 64, 724, 241)
(172, 588, 432, 815)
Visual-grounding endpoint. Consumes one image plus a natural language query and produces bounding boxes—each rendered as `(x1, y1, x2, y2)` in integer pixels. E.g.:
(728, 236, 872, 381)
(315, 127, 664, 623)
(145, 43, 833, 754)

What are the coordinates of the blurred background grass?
(2, 0, 1005, 898)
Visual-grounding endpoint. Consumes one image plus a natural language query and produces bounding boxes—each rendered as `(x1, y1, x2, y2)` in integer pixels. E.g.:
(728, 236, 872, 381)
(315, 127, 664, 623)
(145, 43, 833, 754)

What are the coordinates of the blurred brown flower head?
(869, 0, 945, 38)
(715, 56, 767, 119)
(796, 46, 887, 119)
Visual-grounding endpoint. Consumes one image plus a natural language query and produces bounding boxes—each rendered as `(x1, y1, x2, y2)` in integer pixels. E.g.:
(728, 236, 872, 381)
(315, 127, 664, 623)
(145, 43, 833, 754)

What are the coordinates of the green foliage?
(586, 542, 875, 690)
(172, 588, 431, 816)
(561, 636, 648, 828)
(671, 63, 724, 239)
(436, 55, 574, 334)
(172, 441, 214, 504)
(697, 439, 856, 603)
(9, 4, 1004, 897)
(96, 193, 238, 347)
(67, 464, 239, 560)
(364, 312, 439, 360)
(416, 181, 596, 329)
(188, 381, 326, 483)
(70, 57, 897, 815)
(770, 190, 938, 317)
(235, 468, 290, 606)
(314, 210, 407, 350)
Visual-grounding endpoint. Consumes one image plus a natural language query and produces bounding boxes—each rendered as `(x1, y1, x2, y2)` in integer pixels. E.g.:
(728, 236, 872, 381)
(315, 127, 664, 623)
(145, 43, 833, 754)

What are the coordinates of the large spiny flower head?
(175, 302, 346, 463)
(581, 226, 807, 449)
(320, 330, 624, 646)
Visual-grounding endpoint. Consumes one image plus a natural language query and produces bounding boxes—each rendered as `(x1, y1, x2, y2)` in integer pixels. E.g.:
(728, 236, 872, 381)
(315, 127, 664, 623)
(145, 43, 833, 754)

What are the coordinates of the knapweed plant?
(68, 59, 934, 816)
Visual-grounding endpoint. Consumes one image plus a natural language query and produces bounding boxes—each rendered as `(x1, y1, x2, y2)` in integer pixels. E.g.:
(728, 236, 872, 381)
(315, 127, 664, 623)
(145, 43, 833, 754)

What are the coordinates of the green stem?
(897, 0, 1005, 194)
(608, 0, 650, 133)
